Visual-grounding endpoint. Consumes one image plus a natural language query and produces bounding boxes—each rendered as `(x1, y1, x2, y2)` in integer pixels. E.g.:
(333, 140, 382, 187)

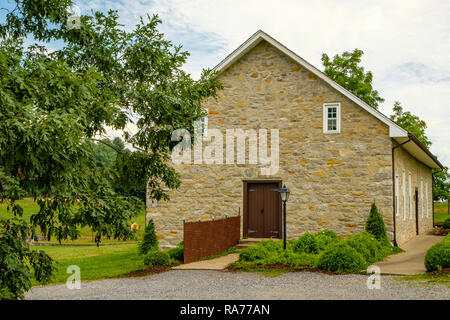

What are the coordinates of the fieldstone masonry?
(147, 40, 434, 249)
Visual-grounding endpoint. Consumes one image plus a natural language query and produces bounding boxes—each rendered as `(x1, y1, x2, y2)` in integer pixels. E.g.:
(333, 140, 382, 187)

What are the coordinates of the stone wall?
(393, 144, 434, 245)
(147, 40, 395, 249)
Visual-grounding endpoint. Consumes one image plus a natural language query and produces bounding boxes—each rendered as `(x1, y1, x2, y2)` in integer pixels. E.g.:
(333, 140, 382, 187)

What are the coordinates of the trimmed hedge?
(316, 242, 367, 273)
(425, 234, 450, 272)
(144, 250, 171, 267)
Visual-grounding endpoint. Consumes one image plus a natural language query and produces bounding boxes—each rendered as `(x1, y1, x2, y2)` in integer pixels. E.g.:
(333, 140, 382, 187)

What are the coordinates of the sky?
(2, 0, 449, 167)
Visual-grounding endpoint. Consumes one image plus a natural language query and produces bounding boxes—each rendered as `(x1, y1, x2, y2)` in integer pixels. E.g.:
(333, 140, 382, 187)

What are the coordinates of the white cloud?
(78, 0, 450, 167)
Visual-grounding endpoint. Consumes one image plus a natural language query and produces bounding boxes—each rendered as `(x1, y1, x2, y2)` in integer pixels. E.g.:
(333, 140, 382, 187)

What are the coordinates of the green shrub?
(365, 202, 388, 242)
(259, 239, 283, 253)
(443, 218, 450, 229)
(316, 229, 340, 250)
(144, 250, 171, 267)
(238, 246, 269, 262)
(345, 232, 385, 263)
(138, 219, 158, 255)
(316, 242, 367, 273)
(295, 232, 320, 254)
(425, 240, 450, 272)
(167, 241, 184, 262)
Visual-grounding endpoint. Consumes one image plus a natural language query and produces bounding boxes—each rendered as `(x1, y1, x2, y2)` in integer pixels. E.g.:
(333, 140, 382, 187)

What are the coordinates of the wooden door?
(245, 182, 281, 238)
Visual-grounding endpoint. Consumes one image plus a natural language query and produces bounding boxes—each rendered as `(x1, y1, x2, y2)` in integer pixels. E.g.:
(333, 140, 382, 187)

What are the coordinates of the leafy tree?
(390, 101, 432, 148)
(389, 101, 448, 200)
(90, 138, 124, 168)
(433, 168, 449, 201)
(0, 0, 221, 299)
(322, 49, 384, 109)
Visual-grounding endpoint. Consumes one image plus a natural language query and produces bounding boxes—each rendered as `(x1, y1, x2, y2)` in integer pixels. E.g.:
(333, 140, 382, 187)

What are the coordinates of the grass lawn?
(32, 244, 145, 285)
(399, 272, 450, 288)
(434, 202, 449, 224)
(0, 197, 146, 243)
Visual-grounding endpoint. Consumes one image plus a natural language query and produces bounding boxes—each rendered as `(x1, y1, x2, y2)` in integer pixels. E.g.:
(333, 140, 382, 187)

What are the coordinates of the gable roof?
(212, 30, 443, 170)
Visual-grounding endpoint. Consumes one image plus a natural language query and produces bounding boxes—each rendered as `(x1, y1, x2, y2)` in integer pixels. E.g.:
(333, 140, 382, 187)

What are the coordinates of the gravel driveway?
(25, 270, 449, 300)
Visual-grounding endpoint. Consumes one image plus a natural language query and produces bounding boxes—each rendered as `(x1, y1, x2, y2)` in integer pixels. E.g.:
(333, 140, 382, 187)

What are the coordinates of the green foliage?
(424, 237, 450, 272)
(365, 203, 388, 242)
(443, 218, 450, 229)
(316, 242, 367, 273)
(322, 49, 384, 109)
(258, 239, 283, 253)
(138, 219, 158, 255)
(316, 229, 339, 250)
(143, 250, 171, 267)
(345, 232, 389, 263)
(0, 218, 56, 299)
(294, 232, 320, 254)
(433, 167, 450, 201)
(390, 101, 432, 148)
(238, 245, 270, 262)
(167, 241, 184, 262)
(0, 0, 221, 299)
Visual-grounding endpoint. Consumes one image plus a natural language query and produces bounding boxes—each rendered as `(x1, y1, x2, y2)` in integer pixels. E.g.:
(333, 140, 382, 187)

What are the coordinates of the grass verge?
(399, 268, 450, 288)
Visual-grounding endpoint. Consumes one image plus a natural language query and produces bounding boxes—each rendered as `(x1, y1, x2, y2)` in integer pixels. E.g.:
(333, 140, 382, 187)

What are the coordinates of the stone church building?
(146, 30, 443, 248)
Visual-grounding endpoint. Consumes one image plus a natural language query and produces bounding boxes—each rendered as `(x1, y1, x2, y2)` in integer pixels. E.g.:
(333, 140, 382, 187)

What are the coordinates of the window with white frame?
(402, 170, 406, 220)
(420, 178, 424, 218)
(395, 174, 399, 216)
(323, 103, 341, 133)
(408, 172, 412, 219)
(426, 182, 429, 217)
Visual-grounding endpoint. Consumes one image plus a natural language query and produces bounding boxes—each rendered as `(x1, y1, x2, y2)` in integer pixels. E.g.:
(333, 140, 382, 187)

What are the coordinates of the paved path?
(172, 254, 239, 270)
(25, 270, 449, 300)
(376, 234, 444, 275)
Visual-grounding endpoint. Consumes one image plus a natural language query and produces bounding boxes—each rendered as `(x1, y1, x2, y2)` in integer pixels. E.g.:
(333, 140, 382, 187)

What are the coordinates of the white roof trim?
(212, 30, 408, 138)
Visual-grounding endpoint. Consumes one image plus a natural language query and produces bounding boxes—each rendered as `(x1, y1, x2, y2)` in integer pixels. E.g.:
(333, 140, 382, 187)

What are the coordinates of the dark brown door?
(246, 182, 280, 238)
(415, 188, 419, 235)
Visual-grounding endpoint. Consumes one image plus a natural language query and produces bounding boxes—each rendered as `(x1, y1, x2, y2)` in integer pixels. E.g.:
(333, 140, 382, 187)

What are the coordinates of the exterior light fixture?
(278, 184, 290, 250)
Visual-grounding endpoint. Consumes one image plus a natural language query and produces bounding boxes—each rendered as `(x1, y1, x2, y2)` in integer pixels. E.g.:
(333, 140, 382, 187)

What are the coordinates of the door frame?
(243, 180, 282, 239)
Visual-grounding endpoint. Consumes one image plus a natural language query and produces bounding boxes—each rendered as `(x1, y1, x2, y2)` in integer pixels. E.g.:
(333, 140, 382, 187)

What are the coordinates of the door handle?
(260, 208, 264, 214)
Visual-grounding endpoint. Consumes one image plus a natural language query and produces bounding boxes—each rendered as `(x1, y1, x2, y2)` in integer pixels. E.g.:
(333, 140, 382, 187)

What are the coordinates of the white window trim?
(420, 178, 424, 218)
(402, 170, 406, 221)
(395, 174, 399, 216)
(408, 172, 413, 219)
(323, 103, 341, 134)
(426, 182, 429, 218)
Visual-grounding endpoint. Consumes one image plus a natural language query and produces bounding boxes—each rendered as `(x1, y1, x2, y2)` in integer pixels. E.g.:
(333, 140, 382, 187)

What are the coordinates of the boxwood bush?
(167, 241, 184, 262)
(138, 219, 159, 255)
(238, 245, 270, 262)
(294, 232, 320, 254)
(365, 202, 388, 242)
(316, 242, 367, 273)
(425, 234, 450, 272)
(144, 250, 171, 267)
(345, 232, 386, 263)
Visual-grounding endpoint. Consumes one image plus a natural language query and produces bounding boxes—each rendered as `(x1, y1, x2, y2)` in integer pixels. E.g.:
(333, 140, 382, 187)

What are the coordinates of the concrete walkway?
(376, 234, 444, 275)
(172, 253, 239, 270)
